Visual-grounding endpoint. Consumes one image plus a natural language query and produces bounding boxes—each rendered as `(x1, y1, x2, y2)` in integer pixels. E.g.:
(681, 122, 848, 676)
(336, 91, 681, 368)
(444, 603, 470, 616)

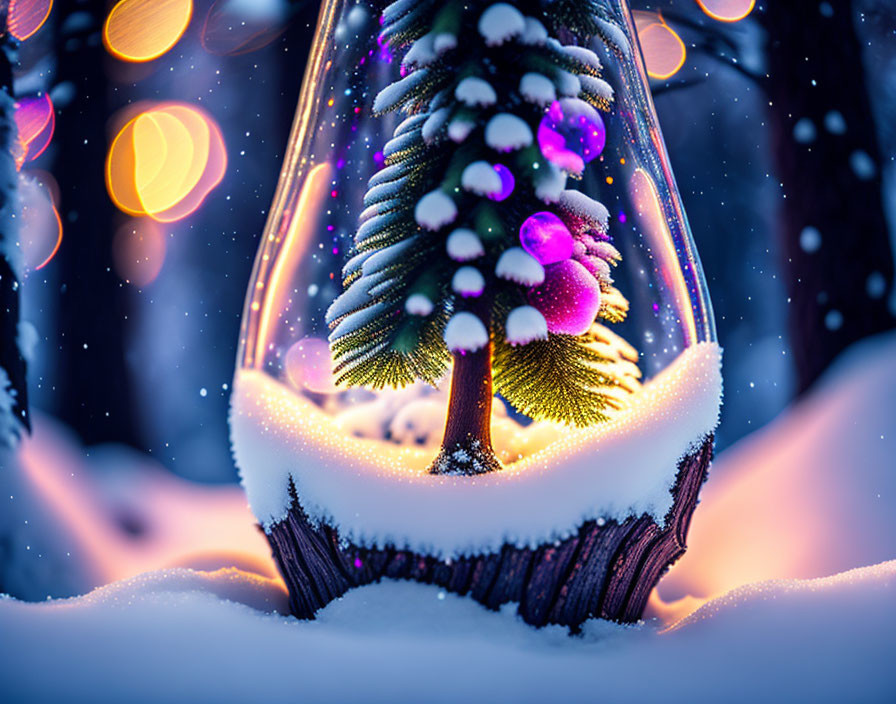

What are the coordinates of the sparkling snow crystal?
(496, 247, 545, 286)
(505, 306, 548, 345)
(415, 190, 457, 230)
(478, 4, 526, 46)
(485, 114, 533, 152)
(455, 77, 497, 107)
(443, 312, 489, 352)
(461, 161, 503, 196)
(446, 229, 485, 261)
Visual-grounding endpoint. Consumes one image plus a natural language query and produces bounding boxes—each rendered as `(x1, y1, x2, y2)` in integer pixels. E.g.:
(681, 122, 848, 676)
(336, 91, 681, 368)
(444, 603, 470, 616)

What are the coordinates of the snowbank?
(654, 331, 896, 621)
(1, 561, 893, 703)
(231, 343, 722, 557)
(0, 414, 276, 600)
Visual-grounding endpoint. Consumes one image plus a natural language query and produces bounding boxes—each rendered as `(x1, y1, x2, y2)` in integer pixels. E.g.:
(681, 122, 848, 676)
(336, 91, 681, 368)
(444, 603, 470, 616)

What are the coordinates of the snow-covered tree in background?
(0, 16, 28, 448)
(327, 0, 640, 474)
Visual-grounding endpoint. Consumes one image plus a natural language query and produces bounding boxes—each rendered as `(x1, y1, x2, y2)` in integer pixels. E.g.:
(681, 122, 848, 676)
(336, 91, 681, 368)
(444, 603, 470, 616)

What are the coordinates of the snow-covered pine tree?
(327, 0, 639, 474)
(0, 20, 28, 448)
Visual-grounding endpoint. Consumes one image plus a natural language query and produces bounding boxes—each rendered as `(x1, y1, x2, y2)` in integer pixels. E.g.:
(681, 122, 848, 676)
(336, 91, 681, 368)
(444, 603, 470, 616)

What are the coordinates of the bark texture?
(266, 435, 713, 629)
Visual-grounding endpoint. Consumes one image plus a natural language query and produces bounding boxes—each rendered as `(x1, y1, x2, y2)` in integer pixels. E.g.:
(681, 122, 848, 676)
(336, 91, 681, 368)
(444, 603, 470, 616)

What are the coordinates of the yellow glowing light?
(106, 102, 226, 222)
(112, 218, 167, 287)
(103, 0, 193, 62)
(633, 11, 687, 80)
(629, 168, 698, 346)
(253, 163, 333, 368)
(696, 0, 755, 22)
(8, 0, 53, 41)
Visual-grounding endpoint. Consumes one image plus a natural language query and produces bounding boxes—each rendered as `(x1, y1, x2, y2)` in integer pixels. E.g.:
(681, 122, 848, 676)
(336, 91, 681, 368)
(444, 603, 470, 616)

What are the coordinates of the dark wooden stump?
(266, 435, 713, 629)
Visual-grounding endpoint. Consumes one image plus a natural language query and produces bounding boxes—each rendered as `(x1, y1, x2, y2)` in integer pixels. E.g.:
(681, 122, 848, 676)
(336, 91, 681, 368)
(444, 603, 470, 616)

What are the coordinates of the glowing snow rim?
(231, 342, 722, 559)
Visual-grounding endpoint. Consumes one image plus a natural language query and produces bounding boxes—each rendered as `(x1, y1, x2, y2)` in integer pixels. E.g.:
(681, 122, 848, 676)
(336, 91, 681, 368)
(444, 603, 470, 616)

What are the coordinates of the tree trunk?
(266, 435, 712, 629)
(760, 0, 895, 394)
(0, 14, 29, 441)
(429, 342, 501, 475)
(53, 1, 141, 446)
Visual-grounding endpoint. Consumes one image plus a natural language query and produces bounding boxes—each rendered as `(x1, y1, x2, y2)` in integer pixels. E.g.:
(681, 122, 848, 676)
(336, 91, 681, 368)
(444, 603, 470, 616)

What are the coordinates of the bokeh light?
(285, 337, 337, 394)
(13, 93, 55, 169)
(103, 0, 193, 62)
(633, 11, 687, 80)
(19, 170, 62, 271)
(696, 0, 755, 22)
(201, 0, 289, 56)
(106, 102, 227, 222)
(8, 0, 53, 41)
(112, 218, 167, 287)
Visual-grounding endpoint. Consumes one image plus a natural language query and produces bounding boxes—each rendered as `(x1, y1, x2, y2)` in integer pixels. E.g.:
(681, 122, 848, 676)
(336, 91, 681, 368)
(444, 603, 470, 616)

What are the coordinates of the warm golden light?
(106, 102, 226, 222)
(13, 93, 55, 169)
(112, 218, 167, 287)
(696, 0, 755, 22)
(103, 0, 193, 62)
(8, 0, 53, 41)
(633, 11, 687, 80)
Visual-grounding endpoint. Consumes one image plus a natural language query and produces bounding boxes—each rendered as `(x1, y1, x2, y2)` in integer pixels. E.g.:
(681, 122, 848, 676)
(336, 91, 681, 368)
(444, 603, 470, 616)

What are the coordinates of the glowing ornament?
(489, 164, 515, 201)
(537, 99, 606, 174)
(528, 259, 602, 335)
(519, 212, 574, 265)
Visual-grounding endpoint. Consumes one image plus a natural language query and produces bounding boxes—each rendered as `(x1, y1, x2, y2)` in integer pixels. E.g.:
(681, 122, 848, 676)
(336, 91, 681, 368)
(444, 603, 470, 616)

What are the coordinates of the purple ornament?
(489, 164, 515, 201)
(537, 100, 606, 174)
(519, 212, 574, 265)
(528, 260, 602, 336)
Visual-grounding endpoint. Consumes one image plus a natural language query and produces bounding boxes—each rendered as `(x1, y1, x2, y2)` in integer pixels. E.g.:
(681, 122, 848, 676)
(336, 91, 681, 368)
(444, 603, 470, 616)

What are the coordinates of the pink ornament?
(489, 164, 515, 201)
(528, 260, 601, 336)
(519, 212, 574, 265)
(537, 100, 606, 174)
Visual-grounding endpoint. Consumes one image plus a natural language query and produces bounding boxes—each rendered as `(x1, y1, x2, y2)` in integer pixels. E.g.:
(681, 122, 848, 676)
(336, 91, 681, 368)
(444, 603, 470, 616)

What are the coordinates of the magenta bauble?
(489, 164, 515, 201)
(519, 211, 575, 265)
(528, 259, 602, 335)
(537, 99, 606, 174)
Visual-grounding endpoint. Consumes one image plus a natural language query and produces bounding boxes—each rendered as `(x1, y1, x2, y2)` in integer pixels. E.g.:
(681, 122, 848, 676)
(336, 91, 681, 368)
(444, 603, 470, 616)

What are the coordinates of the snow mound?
(443, 312, 488, 353)
(454, 77, 497, 107)
(520, 72, 556, 106)
(655, 331, 896, 622)
(478, 4, 526, 46)
(485, 113, 534, 152)
(231, 343, 722, 558)
(1, 560, 893, 702)
(414, 190, 457, 230)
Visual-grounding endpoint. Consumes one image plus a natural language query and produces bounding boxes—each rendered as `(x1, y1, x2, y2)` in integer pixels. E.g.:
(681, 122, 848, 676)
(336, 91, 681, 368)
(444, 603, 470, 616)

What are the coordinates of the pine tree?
(327, 0, 640, 474)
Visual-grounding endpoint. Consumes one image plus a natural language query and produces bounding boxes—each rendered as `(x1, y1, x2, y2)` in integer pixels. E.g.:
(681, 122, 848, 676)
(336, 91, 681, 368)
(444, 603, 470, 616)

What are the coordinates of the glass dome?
(232, 0, 716, 477)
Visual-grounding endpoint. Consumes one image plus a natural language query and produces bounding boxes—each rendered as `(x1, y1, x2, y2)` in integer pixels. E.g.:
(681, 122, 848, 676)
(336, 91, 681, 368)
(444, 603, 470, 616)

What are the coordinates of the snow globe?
(231, 0, 721, 628)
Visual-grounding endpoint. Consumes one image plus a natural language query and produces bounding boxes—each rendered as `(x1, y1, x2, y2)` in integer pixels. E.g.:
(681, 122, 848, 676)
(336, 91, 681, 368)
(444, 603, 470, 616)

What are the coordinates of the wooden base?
(266, 436, 713, 629)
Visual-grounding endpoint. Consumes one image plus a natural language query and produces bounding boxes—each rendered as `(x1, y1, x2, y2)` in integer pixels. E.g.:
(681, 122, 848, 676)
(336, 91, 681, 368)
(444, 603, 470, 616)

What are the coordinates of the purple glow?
(528, 260, 602, 335)
(489, 164, 515, 201)
(373, 150, 385, 165)
(537, 101, 606, 173)
(519, 212, 575, 265)
(618, 211, 627, 223)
